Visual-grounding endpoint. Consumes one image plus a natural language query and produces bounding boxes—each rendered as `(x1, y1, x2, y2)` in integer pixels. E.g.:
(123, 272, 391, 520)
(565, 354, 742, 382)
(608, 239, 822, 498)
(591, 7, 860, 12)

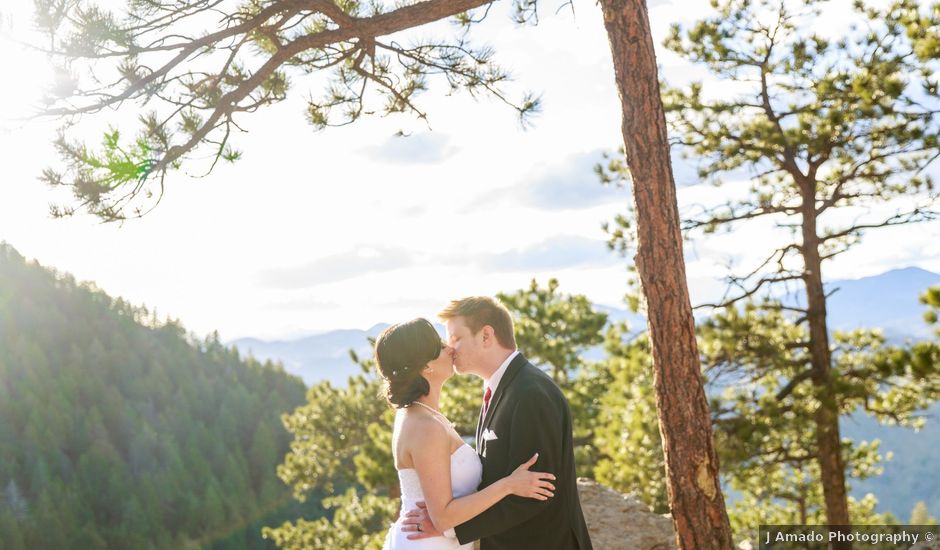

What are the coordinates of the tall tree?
(910, 501, 939, 525)
(596, 1, 735, 546)
(36, 1, 733, 544)
(602, 0, 940, 539)
(699, 300, 940, 539)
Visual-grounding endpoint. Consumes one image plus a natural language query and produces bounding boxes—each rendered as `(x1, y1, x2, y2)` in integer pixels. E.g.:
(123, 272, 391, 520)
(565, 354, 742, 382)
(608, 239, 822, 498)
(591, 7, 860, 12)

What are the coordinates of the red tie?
(483, 387, 492, 416)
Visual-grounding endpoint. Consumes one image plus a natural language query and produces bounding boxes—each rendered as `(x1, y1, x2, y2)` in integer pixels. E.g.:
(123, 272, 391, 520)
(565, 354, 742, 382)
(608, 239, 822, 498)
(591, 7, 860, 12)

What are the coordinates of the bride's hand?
(505, 453, 555, 500)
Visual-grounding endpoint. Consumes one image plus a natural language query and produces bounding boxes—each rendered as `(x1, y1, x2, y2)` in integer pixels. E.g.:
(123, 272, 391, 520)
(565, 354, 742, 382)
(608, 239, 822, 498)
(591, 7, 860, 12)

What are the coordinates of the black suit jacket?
(453, 354, 593, 550)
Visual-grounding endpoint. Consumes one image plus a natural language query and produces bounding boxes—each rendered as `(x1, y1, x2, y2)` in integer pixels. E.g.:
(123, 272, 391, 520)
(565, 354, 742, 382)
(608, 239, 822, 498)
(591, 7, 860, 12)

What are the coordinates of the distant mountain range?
(229, 266, 940, 520)
(231, 267, 940, 385)
(796, 266, 940, 341)
(231, 324, 390, 386)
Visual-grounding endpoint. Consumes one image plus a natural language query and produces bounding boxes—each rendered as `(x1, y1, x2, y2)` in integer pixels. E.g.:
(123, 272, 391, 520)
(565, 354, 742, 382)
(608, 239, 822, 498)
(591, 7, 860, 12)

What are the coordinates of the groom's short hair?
(439, 296, 517, 350)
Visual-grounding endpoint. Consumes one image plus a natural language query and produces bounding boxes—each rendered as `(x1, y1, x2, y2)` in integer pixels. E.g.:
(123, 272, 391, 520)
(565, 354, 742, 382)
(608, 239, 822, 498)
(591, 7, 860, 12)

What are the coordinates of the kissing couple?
(377, 296, 593, 550)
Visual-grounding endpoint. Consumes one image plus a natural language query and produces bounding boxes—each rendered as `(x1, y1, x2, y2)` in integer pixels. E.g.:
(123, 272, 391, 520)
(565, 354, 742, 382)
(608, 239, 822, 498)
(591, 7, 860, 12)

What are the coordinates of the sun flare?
(0, 10, 54, 123)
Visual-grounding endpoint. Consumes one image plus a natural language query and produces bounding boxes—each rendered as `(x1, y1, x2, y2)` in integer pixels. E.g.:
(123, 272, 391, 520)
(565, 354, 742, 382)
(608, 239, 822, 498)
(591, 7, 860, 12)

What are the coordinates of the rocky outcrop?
(575, 479, 940, 550)
(577, 478, 677, 550)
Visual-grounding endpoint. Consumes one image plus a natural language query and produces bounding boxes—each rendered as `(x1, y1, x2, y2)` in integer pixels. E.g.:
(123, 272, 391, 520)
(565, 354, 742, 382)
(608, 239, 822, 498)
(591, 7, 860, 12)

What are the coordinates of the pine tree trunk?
(597, 1, 734, 548)
(800, 185, 852, 549)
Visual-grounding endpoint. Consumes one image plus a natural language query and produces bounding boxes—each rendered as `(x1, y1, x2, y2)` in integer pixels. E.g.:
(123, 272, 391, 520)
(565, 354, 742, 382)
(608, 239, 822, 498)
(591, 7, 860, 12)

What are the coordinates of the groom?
(402, 296, 593, 549)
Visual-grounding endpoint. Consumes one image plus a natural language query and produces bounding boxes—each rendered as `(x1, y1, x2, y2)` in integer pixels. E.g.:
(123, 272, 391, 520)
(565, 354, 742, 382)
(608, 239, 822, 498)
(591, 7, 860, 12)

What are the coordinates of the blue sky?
(1, 0, 938, 339)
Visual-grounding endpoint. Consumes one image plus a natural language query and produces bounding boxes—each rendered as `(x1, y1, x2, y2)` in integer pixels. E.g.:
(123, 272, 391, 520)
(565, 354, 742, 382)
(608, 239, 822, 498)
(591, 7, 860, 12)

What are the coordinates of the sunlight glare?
(0, 6, 54, 125)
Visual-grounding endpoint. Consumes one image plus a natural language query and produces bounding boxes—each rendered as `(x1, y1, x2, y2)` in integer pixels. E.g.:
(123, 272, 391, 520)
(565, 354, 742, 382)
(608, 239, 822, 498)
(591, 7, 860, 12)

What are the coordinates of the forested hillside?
(0, 243, 316, 550)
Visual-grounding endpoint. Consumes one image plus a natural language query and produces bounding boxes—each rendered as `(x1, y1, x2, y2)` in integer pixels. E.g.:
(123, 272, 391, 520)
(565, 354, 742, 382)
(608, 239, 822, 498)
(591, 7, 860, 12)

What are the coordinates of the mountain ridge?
(231, 266, 940, 384)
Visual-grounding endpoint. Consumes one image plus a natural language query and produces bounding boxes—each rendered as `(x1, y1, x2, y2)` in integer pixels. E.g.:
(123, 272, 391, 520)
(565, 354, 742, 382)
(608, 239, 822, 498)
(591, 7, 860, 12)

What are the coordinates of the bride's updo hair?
(374, 318, 443, 408)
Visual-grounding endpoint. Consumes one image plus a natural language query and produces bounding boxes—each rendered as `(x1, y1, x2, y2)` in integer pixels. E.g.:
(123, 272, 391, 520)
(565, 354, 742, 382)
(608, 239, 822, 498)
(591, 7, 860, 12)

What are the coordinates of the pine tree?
(0, 510, 28, 550)
(910, 501, 939, 525)
(3, 480, 28, 521)
(497, 278, 608, 385)
(591, 323, 669, 513)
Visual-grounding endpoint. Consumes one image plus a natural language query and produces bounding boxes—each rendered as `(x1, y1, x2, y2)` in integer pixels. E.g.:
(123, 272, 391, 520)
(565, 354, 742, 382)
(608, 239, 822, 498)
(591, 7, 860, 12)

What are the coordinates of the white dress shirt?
(485, 350, 520, 396)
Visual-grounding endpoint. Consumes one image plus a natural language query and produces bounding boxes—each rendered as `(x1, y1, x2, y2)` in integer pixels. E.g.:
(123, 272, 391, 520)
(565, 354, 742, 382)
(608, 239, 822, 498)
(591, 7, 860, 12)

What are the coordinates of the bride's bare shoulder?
(394, 409, 454, 469)
(397, 408, 448, 444)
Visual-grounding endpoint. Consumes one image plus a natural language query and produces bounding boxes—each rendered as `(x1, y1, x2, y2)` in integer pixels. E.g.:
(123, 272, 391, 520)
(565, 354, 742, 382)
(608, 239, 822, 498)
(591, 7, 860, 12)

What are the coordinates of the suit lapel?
(479, 354, 527, 439)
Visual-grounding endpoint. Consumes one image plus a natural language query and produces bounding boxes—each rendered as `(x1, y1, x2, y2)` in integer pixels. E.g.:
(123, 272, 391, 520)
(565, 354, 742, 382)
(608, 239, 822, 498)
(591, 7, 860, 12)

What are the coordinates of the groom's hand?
(402, 501, 441, 540)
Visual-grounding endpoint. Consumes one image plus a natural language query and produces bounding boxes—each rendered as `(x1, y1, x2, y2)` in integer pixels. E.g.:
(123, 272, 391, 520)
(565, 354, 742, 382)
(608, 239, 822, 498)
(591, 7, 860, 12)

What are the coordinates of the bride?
(375, 318, 555, 549)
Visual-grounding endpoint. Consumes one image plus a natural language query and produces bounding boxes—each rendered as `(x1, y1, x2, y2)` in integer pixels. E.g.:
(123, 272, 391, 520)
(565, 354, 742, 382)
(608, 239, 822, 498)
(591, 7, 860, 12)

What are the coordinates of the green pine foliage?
(590, 324, 669, 514)
(0, 242, 314, 550)
(264, 348, 400, 547)
(923, 286, 940, 337)
(910, 501, 939, 525)
(263, 489, 397, 550)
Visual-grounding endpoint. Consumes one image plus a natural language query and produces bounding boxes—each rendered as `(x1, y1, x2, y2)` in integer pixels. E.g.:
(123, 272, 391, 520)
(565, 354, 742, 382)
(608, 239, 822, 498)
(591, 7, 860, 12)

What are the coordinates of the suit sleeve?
(453, 386, 564, 544)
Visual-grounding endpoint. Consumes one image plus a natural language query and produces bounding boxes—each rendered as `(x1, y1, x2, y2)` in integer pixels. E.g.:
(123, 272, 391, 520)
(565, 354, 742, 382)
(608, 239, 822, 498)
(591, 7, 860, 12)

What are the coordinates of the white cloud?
(258, 246, 416, 289)
(478, 235, 615, 271)
(361, 132, 459, 164)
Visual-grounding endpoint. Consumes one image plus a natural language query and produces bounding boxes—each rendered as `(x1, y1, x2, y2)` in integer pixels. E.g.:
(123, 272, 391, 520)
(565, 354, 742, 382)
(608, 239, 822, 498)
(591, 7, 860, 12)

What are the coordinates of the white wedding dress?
(383, 444, 483, 549)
